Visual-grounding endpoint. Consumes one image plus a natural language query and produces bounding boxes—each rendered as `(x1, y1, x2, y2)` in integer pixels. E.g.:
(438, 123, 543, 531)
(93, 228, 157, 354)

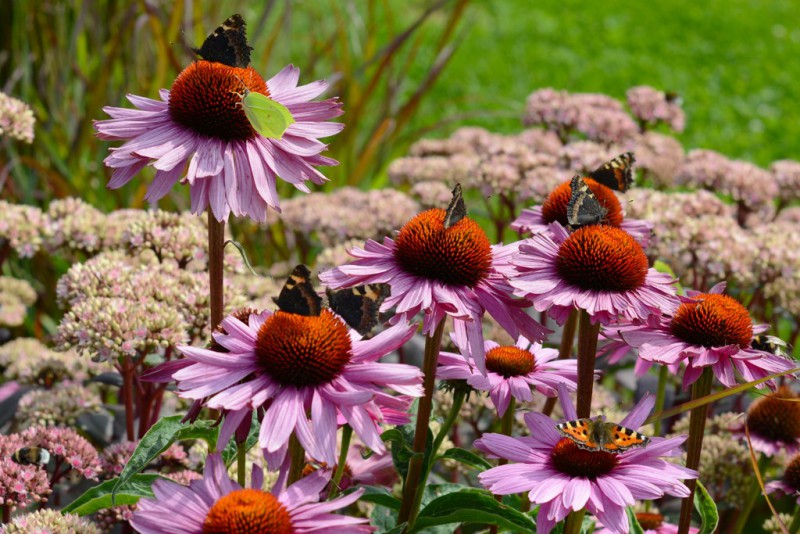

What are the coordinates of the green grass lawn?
(415, 0, 800, 167)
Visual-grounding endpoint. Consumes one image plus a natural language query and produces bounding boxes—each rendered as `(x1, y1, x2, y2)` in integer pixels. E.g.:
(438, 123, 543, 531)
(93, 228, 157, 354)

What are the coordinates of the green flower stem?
(653, 365, 669, 436)
(329, 425, 353, 499)
(398, 319, 447, 528)
(236, 440, 247, 487)
(789, 505, 800, 534)
(543, 309, 578, 416)
(287, 433, 306, 485)
(677, 367, 714, 534)
(410, 387, 466, 521)
(732, 453, 772, 534)
(575, 309, 601, 419)
(564, 508, 586, 534)
(490, 398, 517, 534)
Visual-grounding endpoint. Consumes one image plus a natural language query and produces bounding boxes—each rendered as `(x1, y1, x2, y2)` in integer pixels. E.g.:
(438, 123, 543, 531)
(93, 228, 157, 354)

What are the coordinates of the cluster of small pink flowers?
(770, 159, 800, 203)
(626, 85, 686, 132)
(44, 197, 107, 256)
(518, 165, 572, 204)
(57, 295, 188, 362)
(19, 425, 102, 480)
(0, 337, 101, 384)
(752, 222, 800, 316)
(0, 201, 47, 258)
(0, 276, 36, 327)
(776, 206, 800, 224)
(0, 434, 51, 509)
(316, 239, 367, 270)
(387, 153, 480, 186)
(557, 140, 621, 173)
(0, 91, 35, 143)
(626, 131, 686, 188)
(409, 180, 454, 208)
(277, 187, 419, 248)
(93, 505, 136, 532)
(524, 88, 639, 143)
(15, 383, 102, 428)
(4, 509, 101, 533)
(123, 210, 207, 268)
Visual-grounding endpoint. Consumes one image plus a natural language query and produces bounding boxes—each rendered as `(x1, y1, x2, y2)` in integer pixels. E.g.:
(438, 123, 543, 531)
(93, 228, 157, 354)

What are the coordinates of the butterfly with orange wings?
(556, 417, 650, 453)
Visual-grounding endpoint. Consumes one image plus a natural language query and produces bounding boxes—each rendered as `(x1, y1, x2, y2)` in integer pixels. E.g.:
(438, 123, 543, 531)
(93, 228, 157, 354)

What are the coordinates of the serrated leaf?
(626, 507, 644, 534)
(413, 489, 536, 532)
(112, 415, 218, 502)
(62, 474, 164, 516)
(694, 480, 719, 534)
(437, 447, 492, 470)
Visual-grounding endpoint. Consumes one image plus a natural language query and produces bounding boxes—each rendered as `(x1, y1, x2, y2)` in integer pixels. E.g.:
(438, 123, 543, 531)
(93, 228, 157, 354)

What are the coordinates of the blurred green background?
(2, 0, 798, 209)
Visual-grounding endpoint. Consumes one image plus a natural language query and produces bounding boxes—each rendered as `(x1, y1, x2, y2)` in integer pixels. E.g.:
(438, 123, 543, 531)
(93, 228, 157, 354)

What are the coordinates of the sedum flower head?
(0, 91, 35, 143)
(0, 276, 36, 327)
(0, 200, 47, 258)
(44, 197, 107, 256)
(3, 509, 101, 533)
(15, 383, 102, 429)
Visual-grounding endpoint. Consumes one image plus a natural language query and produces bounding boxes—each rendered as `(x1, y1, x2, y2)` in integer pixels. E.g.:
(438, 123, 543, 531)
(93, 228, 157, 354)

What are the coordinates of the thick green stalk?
(575, 309, 601, 419)
(398, 319, 446, 528)
(329, 425, 353, 499)
(236, 441, 246, 487)
(731, 454, 772, 534)
(287, 433, 306, 485)
(653, 365, 669, 436)
(677, 367, 714, 534)
(564, 509, 586, 534)
(543, 309, 578, 416)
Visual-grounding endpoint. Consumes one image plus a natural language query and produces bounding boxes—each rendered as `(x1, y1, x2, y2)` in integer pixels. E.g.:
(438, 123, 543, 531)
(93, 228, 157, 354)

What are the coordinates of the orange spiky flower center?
(393, 208, 492, 288)
(550, 438, 619, 478)
(783, 454, 800, 492)
(670, 293, 753, 348)
(255, 310, 352, 387)
(555, 226, 648, 292)
(635, 513, 664, 530)
(169, 61, 269, 141)
(541, 178, 623, 227)
(202, 489, 293, 533)
(485, 346, 535, 377)
(748, 386, 800, 445)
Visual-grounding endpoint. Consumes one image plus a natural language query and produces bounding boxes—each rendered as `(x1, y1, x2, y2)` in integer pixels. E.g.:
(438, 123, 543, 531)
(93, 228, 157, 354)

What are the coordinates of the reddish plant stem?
(575, 309, 601, 419)
(542, 309, 578, 416)
(147, 384, 168, 429)
(2, 504, 10, 524)
(121, 356, 135, 441)
(677, 367, 714, 534)
(208, 212, 225, 331)
(398, 319, 446, 528)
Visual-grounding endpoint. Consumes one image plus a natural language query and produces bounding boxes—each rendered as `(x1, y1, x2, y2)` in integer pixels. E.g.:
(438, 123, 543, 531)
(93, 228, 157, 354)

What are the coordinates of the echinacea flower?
(319, 206, 548, 373)
(131, 453, 371, 534)
(161, 308, 421, 466)
(511, 177, 652, 248)
(509, 223, 679, 326)
(476, 386, 696, 534)
(95, 59, 343, 222)
(606, 283, 795, 389)
(766, 452, 800, 504)
(437, 334, 578, 416)
(735, 386, 800, 456)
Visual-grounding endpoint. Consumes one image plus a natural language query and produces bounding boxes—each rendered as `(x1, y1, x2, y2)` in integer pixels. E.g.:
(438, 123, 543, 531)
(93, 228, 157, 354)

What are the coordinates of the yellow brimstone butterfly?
(233, 87, 295, 140)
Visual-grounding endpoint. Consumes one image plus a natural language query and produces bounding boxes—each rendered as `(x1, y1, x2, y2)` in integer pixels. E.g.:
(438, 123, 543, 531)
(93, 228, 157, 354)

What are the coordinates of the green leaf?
(240, 91, 295, 139)
(112, 416, 218, 502)
(437, 447, 492, 471)
(626, 507, 644, 534)
(359, 486, 402, 511)
(413, 489, 536, 533)
(62, 474, 164, 516)
(694, 480, 719, 534)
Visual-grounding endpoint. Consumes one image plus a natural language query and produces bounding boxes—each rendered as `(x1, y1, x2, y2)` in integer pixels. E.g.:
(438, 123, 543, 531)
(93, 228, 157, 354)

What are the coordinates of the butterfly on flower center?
(556, 417, 649, 453)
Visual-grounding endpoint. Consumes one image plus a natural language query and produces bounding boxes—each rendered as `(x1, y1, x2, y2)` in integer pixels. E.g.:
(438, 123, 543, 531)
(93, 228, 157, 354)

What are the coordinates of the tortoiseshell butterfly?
(587, 152, 636, 192)
(566, 175, 607, 229)
(193, 14, 253, 69)
(443, 183, 466, 229)
(556, 417, 650, 454)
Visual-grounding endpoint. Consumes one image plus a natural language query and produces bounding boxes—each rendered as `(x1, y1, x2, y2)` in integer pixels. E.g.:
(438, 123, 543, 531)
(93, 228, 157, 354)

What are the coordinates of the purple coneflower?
(735, 386, 800, 457)
(511, 177, 652, 248)
(766, 452, 800, 504)
(476, 387, 696, 534)
(437, 334, 578, 416)
(509, 223, 678, 326)
(596, 511, 697, 534)
(163, 308, 421, 465)
(131, 454, 370, 534)
(95, 61, 343, 222)
(606, 283, 795, 389)
(319, 210, 548, 373)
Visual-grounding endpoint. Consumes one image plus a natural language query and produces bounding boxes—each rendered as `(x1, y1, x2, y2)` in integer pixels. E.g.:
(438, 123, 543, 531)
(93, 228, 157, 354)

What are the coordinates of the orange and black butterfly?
(587, 152, 636, 192)
(566, 176, 608, 229)
(193, 14, 253, 69)
(556, 417, 649, 454)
